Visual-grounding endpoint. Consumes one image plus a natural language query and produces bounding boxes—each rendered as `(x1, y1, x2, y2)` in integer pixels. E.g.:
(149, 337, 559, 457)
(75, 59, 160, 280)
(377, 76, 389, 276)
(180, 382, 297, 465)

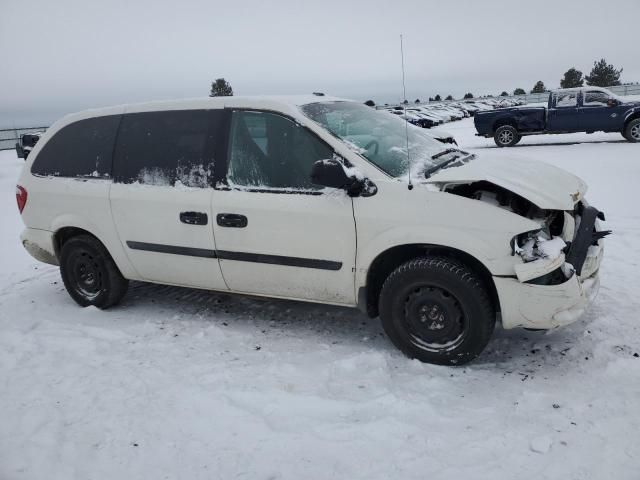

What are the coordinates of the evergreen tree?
(445, 95, 453, 100)
(585, 58, 623, 87)
(414, 99, 421, 104)
(531, 81, 546, 93)
(402, 99, 409, 104)
(434, 94, 441, 101)
(209, 78, 233, 97)
(463, 92, 474, 99)
(364, 100, 375, 107)
(513, 88, 526, 95)
(500, 91, 509, 96)
(560, 68, 584, 88)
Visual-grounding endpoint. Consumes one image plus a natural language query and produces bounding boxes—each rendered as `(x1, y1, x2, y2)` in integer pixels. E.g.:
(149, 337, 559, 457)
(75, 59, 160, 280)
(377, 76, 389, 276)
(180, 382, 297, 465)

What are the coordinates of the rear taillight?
(16, 185, 27, 213)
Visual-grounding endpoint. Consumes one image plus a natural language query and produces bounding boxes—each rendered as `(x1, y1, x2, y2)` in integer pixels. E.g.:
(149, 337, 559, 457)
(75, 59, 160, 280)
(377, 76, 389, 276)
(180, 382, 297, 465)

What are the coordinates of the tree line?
(210, 58, 626, 105)
(365, 58, 626, 105)
(525, 58, 623, 95)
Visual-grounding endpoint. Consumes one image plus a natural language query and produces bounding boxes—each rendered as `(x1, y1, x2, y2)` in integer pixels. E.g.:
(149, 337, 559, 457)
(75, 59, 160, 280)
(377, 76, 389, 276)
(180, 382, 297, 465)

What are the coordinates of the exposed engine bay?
(443, 181, 610, 285)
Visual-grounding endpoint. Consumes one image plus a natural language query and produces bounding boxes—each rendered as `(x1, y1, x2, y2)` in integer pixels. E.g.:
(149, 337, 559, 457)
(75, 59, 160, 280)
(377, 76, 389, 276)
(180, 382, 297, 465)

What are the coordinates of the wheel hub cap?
(420, 304, 446, 330)
(632, 124, 640, 140)
(404, 287, 465, 347)
(499, 130, 513, 144)
(71, 251, 102, 298)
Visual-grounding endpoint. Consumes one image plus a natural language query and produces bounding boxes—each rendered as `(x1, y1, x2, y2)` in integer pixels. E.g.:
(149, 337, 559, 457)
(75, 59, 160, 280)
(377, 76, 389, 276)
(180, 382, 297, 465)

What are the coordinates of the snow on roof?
(68, 95, 349, 119)
(554, 86, 612, 94)
(47, 94, 353, 137)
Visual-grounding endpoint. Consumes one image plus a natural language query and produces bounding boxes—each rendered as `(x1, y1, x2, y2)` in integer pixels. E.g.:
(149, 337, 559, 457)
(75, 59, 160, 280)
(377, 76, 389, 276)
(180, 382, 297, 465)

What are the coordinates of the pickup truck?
(474, 87, 640, 147)
(15, 133, 43, 159)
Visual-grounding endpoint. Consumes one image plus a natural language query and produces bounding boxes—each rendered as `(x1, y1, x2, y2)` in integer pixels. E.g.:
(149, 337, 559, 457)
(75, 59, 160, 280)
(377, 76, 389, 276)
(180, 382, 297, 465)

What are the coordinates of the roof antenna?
(400, 34, 413, 190)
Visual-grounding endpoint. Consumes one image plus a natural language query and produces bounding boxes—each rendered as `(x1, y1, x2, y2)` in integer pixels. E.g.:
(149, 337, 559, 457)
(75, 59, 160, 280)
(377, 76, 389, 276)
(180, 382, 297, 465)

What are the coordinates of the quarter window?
(226, 111, 333, 191)
(31, 115, 120, 178)
(113, 110, 222, 187)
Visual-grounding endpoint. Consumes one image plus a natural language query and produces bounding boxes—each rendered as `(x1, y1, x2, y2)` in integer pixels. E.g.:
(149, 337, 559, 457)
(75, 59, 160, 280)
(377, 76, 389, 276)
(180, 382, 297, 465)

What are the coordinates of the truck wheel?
(378, 256, 495, 365)
(624, 118, 640, 142)
(494, 125, 521, 147)
(60, 235, 129, 309)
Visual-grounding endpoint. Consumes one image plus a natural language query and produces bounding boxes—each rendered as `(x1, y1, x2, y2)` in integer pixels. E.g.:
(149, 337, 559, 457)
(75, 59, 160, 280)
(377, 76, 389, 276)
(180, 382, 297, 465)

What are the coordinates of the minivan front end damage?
(495, 266, 601, 329)
(499, 201, 608, 329)
(439, 178, 609, 330)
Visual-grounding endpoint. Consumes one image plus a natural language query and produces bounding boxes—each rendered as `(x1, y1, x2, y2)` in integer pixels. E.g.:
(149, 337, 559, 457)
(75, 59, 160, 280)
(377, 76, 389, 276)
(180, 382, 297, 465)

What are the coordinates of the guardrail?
(0, 127, 48, 151)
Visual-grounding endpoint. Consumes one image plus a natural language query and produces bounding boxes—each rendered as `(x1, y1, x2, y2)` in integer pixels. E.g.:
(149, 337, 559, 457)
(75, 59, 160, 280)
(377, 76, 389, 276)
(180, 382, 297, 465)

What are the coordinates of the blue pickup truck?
(474, 87, 640, 147)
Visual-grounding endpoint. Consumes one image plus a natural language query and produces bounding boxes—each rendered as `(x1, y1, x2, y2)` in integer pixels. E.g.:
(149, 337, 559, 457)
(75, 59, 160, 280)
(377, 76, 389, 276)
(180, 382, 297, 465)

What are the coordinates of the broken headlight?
(510, 230, 574, 285)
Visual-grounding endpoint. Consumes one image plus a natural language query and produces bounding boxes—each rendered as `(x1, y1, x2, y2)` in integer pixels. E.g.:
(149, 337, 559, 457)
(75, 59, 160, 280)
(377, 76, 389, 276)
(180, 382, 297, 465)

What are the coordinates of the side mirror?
(310, 158, 377, 197)
(310, 158, 352, 189)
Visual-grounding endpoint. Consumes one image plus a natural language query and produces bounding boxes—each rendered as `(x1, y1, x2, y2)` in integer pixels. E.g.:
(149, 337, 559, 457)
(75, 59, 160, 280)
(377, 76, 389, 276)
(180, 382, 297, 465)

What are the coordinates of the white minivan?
(16, 95, 608, 365)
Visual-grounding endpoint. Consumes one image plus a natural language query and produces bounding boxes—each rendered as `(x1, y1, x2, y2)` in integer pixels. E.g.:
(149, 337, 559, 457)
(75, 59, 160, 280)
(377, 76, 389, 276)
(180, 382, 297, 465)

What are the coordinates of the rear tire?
(624, 118, 640, 142)
(379, 257, 495, 365)
(60, 235, 128, 309)
(494, 125, 521, 147)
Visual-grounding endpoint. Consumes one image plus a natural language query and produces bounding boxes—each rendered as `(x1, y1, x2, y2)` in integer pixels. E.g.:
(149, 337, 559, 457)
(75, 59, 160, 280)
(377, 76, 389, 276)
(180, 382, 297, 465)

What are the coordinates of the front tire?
(494, 125, 521, 147)
(379, 257, 495, 365)
(624, 118, 640, 142)
(60, 235, 128, 308)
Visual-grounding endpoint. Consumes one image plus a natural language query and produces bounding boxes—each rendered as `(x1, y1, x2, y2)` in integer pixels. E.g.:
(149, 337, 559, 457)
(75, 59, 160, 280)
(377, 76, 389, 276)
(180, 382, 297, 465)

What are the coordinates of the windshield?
(301, 101, 470, 178)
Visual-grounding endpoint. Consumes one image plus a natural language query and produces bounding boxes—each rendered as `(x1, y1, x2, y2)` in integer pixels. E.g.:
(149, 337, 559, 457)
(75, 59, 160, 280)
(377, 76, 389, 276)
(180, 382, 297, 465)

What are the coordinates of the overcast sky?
(1, 0, 638, 127)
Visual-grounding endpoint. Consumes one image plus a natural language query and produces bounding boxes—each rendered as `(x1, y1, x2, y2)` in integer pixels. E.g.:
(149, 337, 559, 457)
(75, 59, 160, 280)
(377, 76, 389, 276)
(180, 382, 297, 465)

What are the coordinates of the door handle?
(217, 213, 248, 228)
(180, 211, 208, 225)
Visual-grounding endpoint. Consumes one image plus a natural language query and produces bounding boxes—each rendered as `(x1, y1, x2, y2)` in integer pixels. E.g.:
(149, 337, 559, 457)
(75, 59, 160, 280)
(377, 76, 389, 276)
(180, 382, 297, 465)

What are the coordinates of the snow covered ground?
(1, 120, 639, 479)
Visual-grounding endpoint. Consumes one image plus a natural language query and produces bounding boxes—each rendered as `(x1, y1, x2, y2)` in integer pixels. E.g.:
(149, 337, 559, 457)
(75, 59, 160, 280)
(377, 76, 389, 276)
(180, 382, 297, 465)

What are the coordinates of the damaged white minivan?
(16, 95, 609, 365)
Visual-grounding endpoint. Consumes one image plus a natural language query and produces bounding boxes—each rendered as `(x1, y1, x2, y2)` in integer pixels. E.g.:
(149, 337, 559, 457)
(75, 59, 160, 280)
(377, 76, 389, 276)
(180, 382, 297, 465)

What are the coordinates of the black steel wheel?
(69, 247, 103, 300)
(403, 286, 467, 351)
(60, 235, 128, 308)
(379, 256, 495, 365)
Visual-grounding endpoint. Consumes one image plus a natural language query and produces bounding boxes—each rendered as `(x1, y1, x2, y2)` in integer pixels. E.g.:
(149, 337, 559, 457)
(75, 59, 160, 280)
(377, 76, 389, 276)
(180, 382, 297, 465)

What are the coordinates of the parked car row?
(379, 97, 526, 130)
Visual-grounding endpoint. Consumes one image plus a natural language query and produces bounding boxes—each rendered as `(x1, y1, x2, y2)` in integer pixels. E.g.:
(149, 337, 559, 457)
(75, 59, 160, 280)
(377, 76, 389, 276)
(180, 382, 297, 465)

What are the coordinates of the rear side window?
(113, 110, 222, 188)
(31, 115, 120, 178)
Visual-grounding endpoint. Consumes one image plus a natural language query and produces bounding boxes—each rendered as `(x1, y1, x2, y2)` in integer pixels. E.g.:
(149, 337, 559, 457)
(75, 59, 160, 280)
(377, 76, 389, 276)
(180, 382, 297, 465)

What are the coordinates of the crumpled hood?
(425, 154, 587, 210)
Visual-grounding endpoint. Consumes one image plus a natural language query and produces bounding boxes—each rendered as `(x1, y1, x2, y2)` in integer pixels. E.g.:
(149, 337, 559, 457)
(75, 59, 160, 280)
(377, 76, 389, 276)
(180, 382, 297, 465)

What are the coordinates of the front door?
(579, 89, 625, 132)
(110, 109, 228, 290)
(547, 90, 580, 132)
(211, 109, 357, 305)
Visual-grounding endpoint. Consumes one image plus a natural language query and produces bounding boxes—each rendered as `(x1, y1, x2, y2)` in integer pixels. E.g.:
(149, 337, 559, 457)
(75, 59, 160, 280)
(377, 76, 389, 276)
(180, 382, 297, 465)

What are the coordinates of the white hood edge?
(425, 155, 587, 210)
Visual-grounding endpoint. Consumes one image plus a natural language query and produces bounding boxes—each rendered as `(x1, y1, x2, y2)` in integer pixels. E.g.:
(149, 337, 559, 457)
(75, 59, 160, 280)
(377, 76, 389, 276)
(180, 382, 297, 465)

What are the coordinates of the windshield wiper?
(423, 150, 475, 179)
(431, 148, 461, 160)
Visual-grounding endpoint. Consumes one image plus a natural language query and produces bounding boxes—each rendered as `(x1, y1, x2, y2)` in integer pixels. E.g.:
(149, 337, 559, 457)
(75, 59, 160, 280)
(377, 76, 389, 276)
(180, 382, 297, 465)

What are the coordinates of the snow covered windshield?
(301, 101, 470, 178)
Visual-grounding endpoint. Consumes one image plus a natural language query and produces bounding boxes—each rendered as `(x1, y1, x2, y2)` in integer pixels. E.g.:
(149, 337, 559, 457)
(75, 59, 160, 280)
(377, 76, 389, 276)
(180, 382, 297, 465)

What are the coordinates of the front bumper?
(496, 240, 603, 330)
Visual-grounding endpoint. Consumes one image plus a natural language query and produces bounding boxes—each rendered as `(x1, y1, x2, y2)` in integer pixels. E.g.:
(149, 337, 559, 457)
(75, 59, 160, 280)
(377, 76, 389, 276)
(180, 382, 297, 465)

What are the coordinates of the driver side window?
(226, 111, 333, 191)
(584, 91, 610, 107)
